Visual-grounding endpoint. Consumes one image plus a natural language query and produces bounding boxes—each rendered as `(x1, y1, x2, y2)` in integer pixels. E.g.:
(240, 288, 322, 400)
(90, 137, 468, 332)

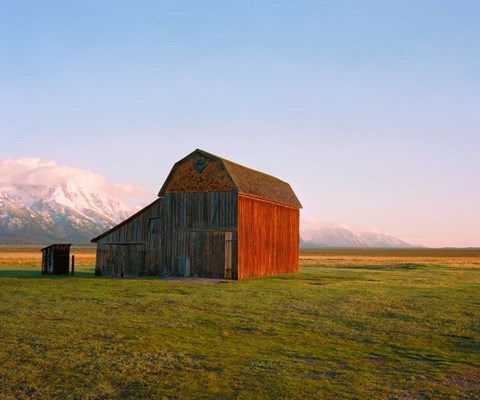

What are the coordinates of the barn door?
(122, 244, 145, 278)
(173, 231, 234, 278)
(173, 232, 189, 276)
(189, 231, 203, 277)
(224, 232, 233, 279)
(105, 244, 145, 277)
(105, 245, 123, 277)
(187, 231, 230, 278)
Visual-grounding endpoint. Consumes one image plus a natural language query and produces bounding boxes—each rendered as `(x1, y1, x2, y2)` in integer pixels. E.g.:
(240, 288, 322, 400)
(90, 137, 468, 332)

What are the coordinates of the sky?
(1, 1, 479, 247)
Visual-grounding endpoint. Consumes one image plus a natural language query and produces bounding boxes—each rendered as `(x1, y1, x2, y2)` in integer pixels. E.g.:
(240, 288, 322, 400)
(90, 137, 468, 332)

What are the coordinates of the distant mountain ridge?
(0, 183, 140, 244)
(0, 158, 415, 247)
(0, 183, 415, 247)
(300, 226, 413, 248)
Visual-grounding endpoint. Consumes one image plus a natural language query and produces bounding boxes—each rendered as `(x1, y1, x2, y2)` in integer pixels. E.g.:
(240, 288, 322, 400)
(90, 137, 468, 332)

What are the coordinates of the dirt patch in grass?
(446, 366, 480, 389)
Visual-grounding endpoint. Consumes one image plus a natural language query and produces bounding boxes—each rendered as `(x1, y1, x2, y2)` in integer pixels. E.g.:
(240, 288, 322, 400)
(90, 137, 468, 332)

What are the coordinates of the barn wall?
(95, 199, 163, 276)
(161, 191, 237, 278)
(237, 194, 299, 279)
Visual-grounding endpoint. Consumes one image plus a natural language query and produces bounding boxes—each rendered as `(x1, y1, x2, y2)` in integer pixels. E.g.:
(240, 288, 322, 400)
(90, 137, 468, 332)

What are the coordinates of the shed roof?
(40, 244, 72, 251)
(159, 149, 302, 208)
(90, 198, 163, 243)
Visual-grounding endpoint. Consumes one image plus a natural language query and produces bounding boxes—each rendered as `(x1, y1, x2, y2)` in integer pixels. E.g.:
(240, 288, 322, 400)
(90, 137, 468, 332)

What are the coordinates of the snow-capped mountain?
(0, 158, 415, 247)
(1, 183, 414, 247)
(300, 226, 413, 248)
(0, 183, 142, 243)
(0, 157, 154, 244)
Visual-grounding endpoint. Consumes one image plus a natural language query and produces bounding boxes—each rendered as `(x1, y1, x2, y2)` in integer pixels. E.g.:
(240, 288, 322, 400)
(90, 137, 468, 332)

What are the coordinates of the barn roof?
(90, 198, 163, 243)
(159, 149, 302, 208)
(40, 244, 71, 251)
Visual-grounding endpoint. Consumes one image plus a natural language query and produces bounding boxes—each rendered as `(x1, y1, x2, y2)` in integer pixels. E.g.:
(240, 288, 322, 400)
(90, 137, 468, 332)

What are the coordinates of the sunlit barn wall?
(237, 195, 299, 279)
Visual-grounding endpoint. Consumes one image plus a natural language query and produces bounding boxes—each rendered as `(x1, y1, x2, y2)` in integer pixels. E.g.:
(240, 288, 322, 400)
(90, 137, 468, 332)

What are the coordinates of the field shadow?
(0, 270, 97, 279)
(343, 263, 423, 271)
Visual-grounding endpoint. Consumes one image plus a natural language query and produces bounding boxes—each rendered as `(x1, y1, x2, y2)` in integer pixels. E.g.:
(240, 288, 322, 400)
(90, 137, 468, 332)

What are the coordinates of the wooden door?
(172, 231, 234, 278)
(105, 244, 145, 277)
(173, 232, 189, 276)
(189, 231, 203, 277)
(224, 232, 233, 279)
(105, 245, 122, 277)
(122, 244, 145, 278)
(187, 231, 230, 278)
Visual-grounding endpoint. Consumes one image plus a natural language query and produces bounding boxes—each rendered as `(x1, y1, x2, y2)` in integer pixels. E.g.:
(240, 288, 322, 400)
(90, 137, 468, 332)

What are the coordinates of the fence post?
(71, 255, 75, 275)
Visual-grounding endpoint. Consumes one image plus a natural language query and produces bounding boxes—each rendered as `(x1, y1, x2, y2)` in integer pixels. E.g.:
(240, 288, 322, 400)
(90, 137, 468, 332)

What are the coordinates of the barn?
(91, 149, 302, 279)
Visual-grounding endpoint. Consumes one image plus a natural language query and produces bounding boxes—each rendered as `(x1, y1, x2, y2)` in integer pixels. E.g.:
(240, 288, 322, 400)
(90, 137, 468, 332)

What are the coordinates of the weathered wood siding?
(100, 244, 145, 277)
(237, 195, 299, 279)
(161, 192, 237, 278)
(95, 199, 163, 276)
(41, 244, 71, 275)
(161, 153, 235, 193)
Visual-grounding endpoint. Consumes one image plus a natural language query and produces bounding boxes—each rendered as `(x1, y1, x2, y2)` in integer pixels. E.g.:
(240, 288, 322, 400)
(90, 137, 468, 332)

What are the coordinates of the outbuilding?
(41, 244, 71, 275)
(91, 149, 302, 279)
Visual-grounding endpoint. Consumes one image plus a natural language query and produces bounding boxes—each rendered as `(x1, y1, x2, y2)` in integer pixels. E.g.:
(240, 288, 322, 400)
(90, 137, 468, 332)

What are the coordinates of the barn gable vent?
(194, 159, 207, 173)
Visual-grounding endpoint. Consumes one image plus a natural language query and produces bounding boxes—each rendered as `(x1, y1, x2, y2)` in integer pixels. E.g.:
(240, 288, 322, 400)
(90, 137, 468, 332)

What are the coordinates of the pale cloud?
(0, 157, 155, 205)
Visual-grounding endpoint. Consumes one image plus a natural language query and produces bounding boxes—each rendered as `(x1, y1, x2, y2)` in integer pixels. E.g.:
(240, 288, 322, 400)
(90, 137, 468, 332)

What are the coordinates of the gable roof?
(159, 149, 302, 208)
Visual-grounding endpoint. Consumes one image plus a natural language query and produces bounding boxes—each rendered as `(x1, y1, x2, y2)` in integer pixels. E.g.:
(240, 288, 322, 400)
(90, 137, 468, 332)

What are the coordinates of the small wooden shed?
(92, 149, 302, 279)
(41, 244, 71, 275)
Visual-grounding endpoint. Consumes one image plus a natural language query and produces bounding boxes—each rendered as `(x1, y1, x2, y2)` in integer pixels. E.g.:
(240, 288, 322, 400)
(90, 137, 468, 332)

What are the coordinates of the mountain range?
(0, 183, 138, 244)
(0, 182, 414, 247)
(300, 227, 412, 248)
(0, 157, 415, 247)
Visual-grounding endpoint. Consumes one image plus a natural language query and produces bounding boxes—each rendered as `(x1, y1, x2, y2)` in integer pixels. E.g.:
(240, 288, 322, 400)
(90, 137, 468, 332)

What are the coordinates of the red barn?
(92, 149, 302, 279)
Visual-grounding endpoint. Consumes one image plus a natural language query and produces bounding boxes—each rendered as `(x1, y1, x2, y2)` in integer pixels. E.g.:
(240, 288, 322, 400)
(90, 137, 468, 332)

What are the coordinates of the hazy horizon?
(1, 2, 479, 247)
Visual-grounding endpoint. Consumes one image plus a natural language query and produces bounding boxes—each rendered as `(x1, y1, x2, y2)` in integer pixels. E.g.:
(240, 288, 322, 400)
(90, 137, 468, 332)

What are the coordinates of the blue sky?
(1, 1, 479, 246)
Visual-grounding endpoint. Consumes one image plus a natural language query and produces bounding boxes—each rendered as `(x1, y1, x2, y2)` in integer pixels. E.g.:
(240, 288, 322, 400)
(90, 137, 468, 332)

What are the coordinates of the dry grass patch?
(300, 248, 480, 269)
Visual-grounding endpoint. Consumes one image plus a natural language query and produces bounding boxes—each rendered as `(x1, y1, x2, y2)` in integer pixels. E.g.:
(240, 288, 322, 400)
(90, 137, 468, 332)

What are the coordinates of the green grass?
(0, 248, 479, 399)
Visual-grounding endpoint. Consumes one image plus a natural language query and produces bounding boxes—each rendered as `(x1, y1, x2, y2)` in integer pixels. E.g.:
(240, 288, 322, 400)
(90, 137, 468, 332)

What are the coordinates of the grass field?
(0, 247, 479, 399)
